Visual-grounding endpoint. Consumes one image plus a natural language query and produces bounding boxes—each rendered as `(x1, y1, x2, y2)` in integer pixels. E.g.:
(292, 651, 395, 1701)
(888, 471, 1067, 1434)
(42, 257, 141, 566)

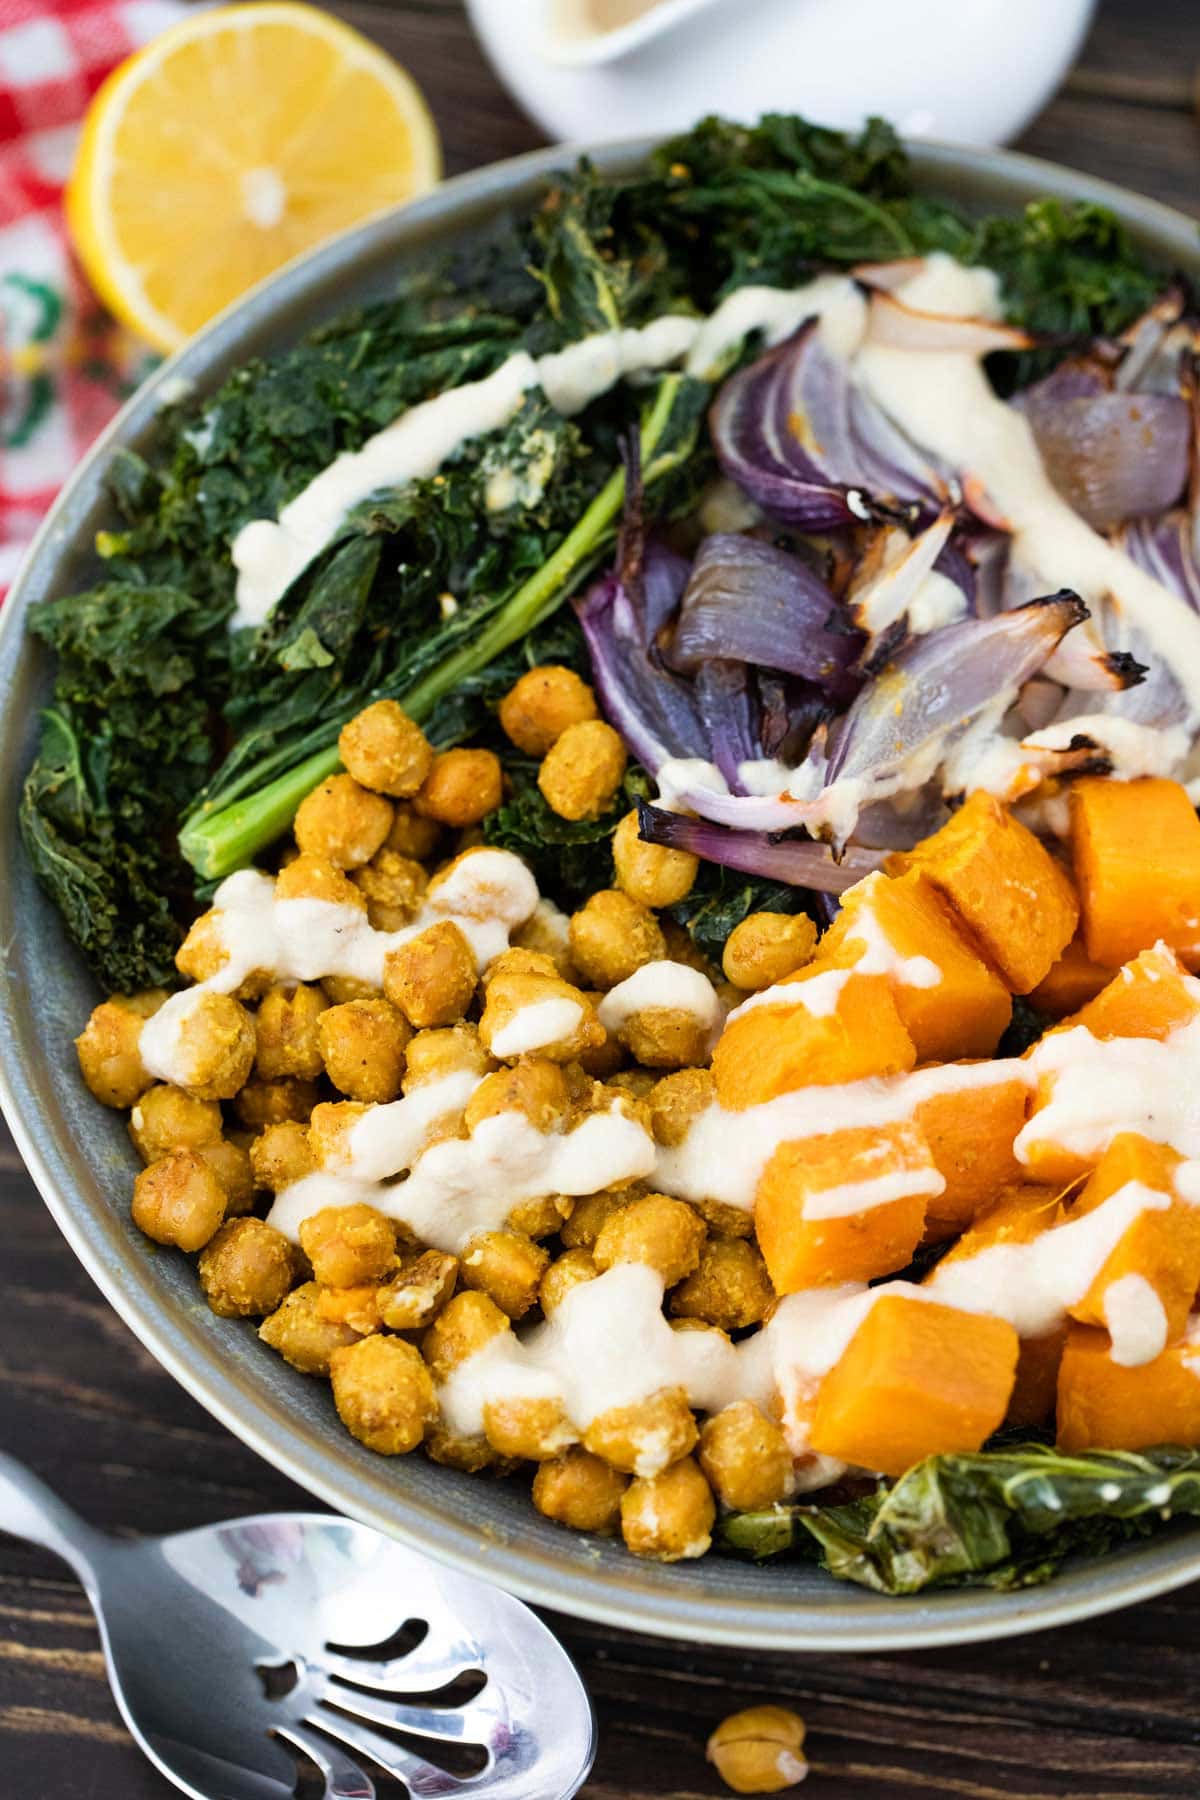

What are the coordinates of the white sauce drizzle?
(490, 997, 584, 1058)
(725, 966, 853, 1022)
(1017, 1008, 1200, 1168)
(835, 873, 942, 990)
(1104, 1273, 1169, 1368)
(597, 960, 722, 1033)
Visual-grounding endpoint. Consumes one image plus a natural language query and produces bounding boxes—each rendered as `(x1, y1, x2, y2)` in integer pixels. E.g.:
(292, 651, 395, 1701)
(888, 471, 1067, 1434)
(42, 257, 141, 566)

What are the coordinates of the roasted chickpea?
(299, 1202, 397, 1288)
(722, 912, 818, 991)
(329, 1336, 437, 1455)
(422, 1290, 510, 1382)
(706, 1706, 808, 1795)
(378, 1250, 459, 1330)
(585, 1387, 698, 1478)
(605, 1068, 657, 1101)
(75, 996, 160, 1109)
(532, 1447, 627, 1533)
(168, 993, 257, 1101)
(235, 1077, 320, 1129)
(671, 1238, 773, 1331)
(613, 1004, 715, 1072)
(338, 700, 434, 798)
(294, 773, 393, 869)
(254, 982, 328, 1081)
(483, 1395, 578, 1462)
(464, 1059, 570, 1136)
(352, 848, 428, 931)
(511, 899, 578, 981)
(499, 664, 598, 756)
(321, 974, 382, 1005)
(593, 1192, 706, 1288)
(132, 1150, 227, 1252)
(698, 1402, 795, 1512)
(197, 1218, 295, 1318)
(386, 801, 441, 862)
(128, 1084, 223, 1164)
(176, 912, 240, 990)
(316, 1285, 384, 1334)
(402, 1022, 494, 1092)
(383, 921, 477, 1028)
(660, 916, 719, 979)
(612, 809, 698, 907)
(460, 1229, 549, 1320)
(259, 1281, 360, 1376)
(620, 1454, 715, 1561)
(196, 1139, 256, 1216)
(648, 1067, 715, 1146)
(478, 969, 603, 1064)
(275, 853, 367, 910)
(574, 999, 626, 1081)
(507, 1193, 572, 1239)
(560, 1189, 630, 1251)
(413, 748, 503, 827)
(425, 1420, 503, 1474)
(569, 890, 665, 990)
(539, 1248, 598, 1313)
(317, 999, 411, 1103)
(303, 1101, 369, 1170)
(537, 720, 626, 822)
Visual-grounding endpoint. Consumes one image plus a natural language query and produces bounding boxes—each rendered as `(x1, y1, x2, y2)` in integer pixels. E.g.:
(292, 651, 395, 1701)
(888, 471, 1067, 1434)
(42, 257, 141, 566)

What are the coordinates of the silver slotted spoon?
(0, 1453, 596, 1800)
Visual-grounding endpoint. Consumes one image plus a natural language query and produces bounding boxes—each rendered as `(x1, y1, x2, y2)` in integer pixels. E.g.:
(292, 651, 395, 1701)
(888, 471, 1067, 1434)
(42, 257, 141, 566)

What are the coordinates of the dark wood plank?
(8, 2, 1200, 1794)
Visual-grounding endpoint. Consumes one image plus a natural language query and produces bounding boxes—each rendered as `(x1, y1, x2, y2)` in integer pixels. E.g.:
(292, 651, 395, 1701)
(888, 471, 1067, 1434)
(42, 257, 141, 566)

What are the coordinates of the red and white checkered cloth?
(0, 0, 184, 595)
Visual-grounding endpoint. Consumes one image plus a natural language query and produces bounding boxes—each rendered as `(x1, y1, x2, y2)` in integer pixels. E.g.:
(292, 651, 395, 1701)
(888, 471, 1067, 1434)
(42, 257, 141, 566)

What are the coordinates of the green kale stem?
(178, 376, 687, 881)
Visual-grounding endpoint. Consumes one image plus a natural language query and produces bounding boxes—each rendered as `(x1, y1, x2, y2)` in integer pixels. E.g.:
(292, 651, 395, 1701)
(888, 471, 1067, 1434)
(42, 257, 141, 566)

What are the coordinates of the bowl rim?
(7, 129, 1200, 1651)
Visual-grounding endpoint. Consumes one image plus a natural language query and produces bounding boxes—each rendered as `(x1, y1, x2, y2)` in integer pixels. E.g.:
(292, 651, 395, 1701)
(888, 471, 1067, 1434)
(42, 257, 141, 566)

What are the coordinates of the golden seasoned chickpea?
(722, 912, 818, 991)
(698, 1402, 795, 1512)
(275, 853, 367, 910)
(499, 664, 598, 756)
(539, 1248, 598, 1313)
(259, 1281, 360, 1376)
(352, 849, 428, 931)
(478, 969, 603, 1064)
(383, 921, 477, 1028)
(378, 1250, 459, 1330)
(612, 809, 698, 907)
(402, 1022, 494, 1092)
(586, 1387, 698, 1478)
(168, 993, 256, 1101)
(479, 945, 558, 987)
(648, 1067, 715, 1146)
(413, 748, 503, 827)
(512, 900, 578, 981)
(660, 916, 718, 979)
(706, 1707, 808, 1795)
(425, 1419, 503, 1474)
(507, 1193, 571, 1239)
(569, 890, 665, 990)
(234, 1077, 320, 1128)
(321, 974, 381, 1005)
(422, 1289, 510, 1382)
(484, 1395, 578, 1462)
(132, 1150, 227, 1252)
(463, 1060, 570, 1136)
(196, 1139, 256, 1216)
(538, 720, 627, 823)
(305, 1100, 369, 1170)
(593, 1192, 706, 1288)
(315, 1284, 384, 1335)
(76, 998, 156, 1109)
(560, 1189, 630, 1250)
(386, 801, 442, 861)
(176, 912, 236, 989)
(317, 999, 410, 1103)
(574, 1002, 626, 1080)
(298, 1202, 397, 1289)
(605, 1068, 656, 1101)
(294, 772, 393, 869)
(329, 1336, 437, 1455)
(532, 1447, 627, 1533)
(129, 1084, 223, 1164)
(249, 1121, 313, 1192)
(620, 1454, 715, 1561)
(615, 1005, 715, 1072)
(198, 1218, 295, 1317)
(254, 982, 328, 1081)
(671, 1238, 773, 1331)
(460, 1230, 549, 1321)
(338, 700, 433, 798)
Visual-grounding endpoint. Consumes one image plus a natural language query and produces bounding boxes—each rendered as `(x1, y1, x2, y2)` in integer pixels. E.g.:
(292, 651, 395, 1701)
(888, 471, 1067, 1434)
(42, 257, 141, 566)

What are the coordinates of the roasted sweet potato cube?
(1029, 934, 1111, 1018)
(755, 1121, 939, 1293)
(1065, 1133, 1200, 1359)
(1057, 1323, 1200, 1451)
(934, 1181, 1066, 1268)
(810, 1294, 1019, 1476)
(889, 790, 1078, 994)
(913, 1070, 1030, 1241)
(1071, 776, 1200, 970)
(820, 870, 1012, 1061)
(712, 969, 915, 1111)
(1008, 1327, 1069, 1429)
(1062, 942, 1199, 1043)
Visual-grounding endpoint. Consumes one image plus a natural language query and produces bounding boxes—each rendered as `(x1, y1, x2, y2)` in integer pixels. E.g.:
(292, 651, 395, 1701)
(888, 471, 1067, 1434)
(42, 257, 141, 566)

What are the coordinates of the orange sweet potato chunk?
(810, 1294, 1019, 1476)
(755, 1121, 938, 1292)
(1070, 776, 1200, 970)
(819, 870, 1012, 1061)
(914, 1071, 1030, 1241)
(1066, 1133, 1200, 1350)
(1057, 1323, 1200, 1451)
(888, 790, 1079, 994)
(1062, 942, 1199, 1043)
(712, 969, 916, 1111)
(1030, 934, 1112, 1018)
(1009, 1327, 1069, 1429)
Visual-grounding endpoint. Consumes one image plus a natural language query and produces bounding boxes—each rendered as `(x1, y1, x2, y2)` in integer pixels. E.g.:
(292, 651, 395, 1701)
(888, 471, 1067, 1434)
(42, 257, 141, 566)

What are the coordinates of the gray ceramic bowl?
(5, 135, 1200, 1651)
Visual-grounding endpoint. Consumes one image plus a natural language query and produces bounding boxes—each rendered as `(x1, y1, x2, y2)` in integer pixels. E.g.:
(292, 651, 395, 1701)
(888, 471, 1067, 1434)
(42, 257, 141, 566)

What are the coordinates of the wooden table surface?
(5, 2, 1200, 1794)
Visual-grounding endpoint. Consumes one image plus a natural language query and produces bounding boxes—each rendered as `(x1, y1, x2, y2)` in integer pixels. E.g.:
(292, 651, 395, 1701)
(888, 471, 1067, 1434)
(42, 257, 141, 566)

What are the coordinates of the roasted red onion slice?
(1022, 391, 1189, 531)
(575, 550, 707, 774)
(636, 801, 885, 895)
(866, 291, 1035, 356)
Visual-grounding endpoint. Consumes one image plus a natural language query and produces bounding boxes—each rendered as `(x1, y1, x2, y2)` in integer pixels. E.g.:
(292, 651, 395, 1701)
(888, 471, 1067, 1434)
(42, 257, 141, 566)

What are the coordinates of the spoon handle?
(0, 1452, 104, 1585)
